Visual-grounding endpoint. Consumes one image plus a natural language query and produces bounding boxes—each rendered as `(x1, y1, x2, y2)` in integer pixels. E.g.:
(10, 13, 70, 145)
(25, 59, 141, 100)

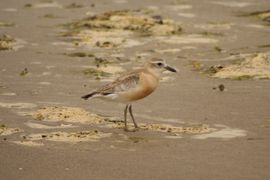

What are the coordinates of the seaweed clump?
(61, 10, 182, 48)
(206, 53, 270, 80)
(0, 34, 16, 50)
(0, 124, 20, 136)
(64, 10, 182, 36)
(25, 130, 111, 143)
(32, 106, 104, 124)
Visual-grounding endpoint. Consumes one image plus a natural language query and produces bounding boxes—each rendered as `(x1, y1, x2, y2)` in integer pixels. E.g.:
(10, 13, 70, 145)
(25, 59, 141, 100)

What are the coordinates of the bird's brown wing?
(96, 70, 141, 95)
(82, 69, 142, 100)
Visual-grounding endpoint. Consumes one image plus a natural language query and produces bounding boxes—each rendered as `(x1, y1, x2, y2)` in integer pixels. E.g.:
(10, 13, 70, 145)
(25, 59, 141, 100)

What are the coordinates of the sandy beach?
(0, 0, 270, 179)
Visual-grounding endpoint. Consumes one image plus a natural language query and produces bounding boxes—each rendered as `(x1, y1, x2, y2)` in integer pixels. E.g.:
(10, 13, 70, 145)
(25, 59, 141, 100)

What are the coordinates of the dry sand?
(0, 0, 270, 180)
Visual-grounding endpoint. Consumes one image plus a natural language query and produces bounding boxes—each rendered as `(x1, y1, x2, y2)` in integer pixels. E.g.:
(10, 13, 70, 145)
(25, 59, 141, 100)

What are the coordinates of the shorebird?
(82, 58, 177, 131)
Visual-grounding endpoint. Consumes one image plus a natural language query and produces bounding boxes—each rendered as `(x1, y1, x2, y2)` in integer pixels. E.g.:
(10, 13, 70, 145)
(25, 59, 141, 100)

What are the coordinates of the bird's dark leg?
(129, 104, 139, 129)
(124, 104, 129, 131)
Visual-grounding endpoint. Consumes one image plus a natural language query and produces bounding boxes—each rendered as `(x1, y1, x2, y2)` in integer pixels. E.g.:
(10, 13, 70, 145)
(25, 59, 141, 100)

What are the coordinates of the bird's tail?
(81, 92, 97, 100)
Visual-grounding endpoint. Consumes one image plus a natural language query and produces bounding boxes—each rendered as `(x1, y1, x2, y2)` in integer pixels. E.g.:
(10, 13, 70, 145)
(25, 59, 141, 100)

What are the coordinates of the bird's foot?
(124, 127, 139, 132)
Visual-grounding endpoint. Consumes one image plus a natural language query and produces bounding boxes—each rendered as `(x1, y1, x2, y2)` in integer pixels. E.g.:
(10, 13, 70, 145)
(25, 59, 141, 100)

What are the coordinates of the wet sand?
(0, 0, 270, 179)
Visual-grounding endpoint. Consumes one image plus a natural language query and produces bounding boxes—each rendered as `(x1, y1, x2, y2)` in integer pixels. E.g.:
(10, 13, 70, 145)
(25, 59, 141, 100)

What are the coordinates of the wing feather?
(97, 71, 141, 95)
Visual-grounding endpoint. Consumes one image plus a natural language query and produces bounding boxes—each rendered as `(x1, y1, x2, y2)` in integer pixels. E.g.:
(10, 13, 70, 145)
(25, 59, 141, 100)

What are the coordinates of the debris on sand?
(12, 140, 44, 147)
(213, 53, 270, 80)
(190, 61, 204, 71)
(204, 65, 224, 75)
(65, 52, 95, 58)
(214, 46, 223, 52)
(24, 1, 62, 9)
(24, 3, 33, 8)
(140, 123, 211, 135)
(26, 130, 111, 143)
(239, 10, 270, 24)
(0, 34, 16, 50)
(64, 10, 182, 36)
(128, 136, 146, 143)
(31, 106, 213, 137)
(61, 9, 182, 48)
(43, 14, 60, 19)
(106, 120, 212, 136)
(82, 63, 125, 80)
(20, 68, 29, 76)
(0, 124, 21, 136)
(32, 106, 105, 124)
(65, 3, 84, 9)
(213, 84, 225, 92)
(0, 21, 15, 27)
(83, 68, 112, 79)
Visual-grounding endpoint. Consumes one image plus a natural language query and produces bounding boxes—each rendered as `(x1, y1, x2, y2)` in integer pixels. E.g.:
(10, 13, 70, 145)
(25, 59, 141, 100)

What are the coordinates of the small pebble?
(41, 135, 47, 138)
(213, 84, 225, 92)
(218, 84, 225, 91)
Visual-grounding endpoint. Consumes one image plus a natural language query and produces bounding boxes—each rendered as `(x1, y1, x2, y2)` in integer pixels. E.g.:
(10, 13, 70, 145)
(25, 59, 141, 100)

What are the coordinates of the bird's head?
(146, 58, 177, 75)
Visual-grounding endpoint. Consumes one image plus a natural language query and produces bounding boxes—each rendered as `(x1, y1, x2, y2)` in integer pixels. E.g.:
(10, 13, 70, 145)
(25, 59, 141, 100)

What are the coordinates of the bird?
(82, 58, 177, 131)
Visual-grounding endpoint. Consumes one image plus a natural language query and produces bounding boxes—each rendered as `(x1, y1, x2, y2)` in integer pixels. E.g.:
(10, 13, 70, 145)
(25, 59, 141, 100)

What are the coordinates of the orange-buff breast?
(126, 72, 159, 101)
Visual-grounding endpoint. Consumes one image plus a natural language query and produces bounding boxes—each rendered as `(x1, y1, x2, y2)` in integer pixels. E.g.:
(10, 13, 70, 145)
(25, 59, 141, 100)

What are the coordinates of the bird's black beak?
(165, 65, 177, 72)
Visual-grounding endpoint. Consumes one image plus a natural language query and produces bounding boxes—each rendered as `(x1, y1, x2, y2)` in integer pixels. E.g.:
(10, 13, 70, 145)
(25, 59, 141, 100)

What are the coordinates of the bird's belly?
(124, 78, 158, 101)
(127, 88, 155, 101)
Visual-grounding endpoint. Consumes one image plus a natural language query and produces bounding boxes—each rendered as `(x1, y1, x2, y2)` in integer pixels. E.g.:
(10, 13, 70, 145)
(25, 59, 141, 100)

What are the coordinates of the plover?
(82, 58, 177, 131)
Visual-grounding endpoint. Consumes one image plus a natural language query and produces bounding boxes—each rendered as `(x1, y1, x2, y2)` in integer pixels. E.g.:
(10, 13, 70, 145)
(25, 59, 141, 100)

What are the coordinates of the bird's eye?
(157, 62, 163, 66)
